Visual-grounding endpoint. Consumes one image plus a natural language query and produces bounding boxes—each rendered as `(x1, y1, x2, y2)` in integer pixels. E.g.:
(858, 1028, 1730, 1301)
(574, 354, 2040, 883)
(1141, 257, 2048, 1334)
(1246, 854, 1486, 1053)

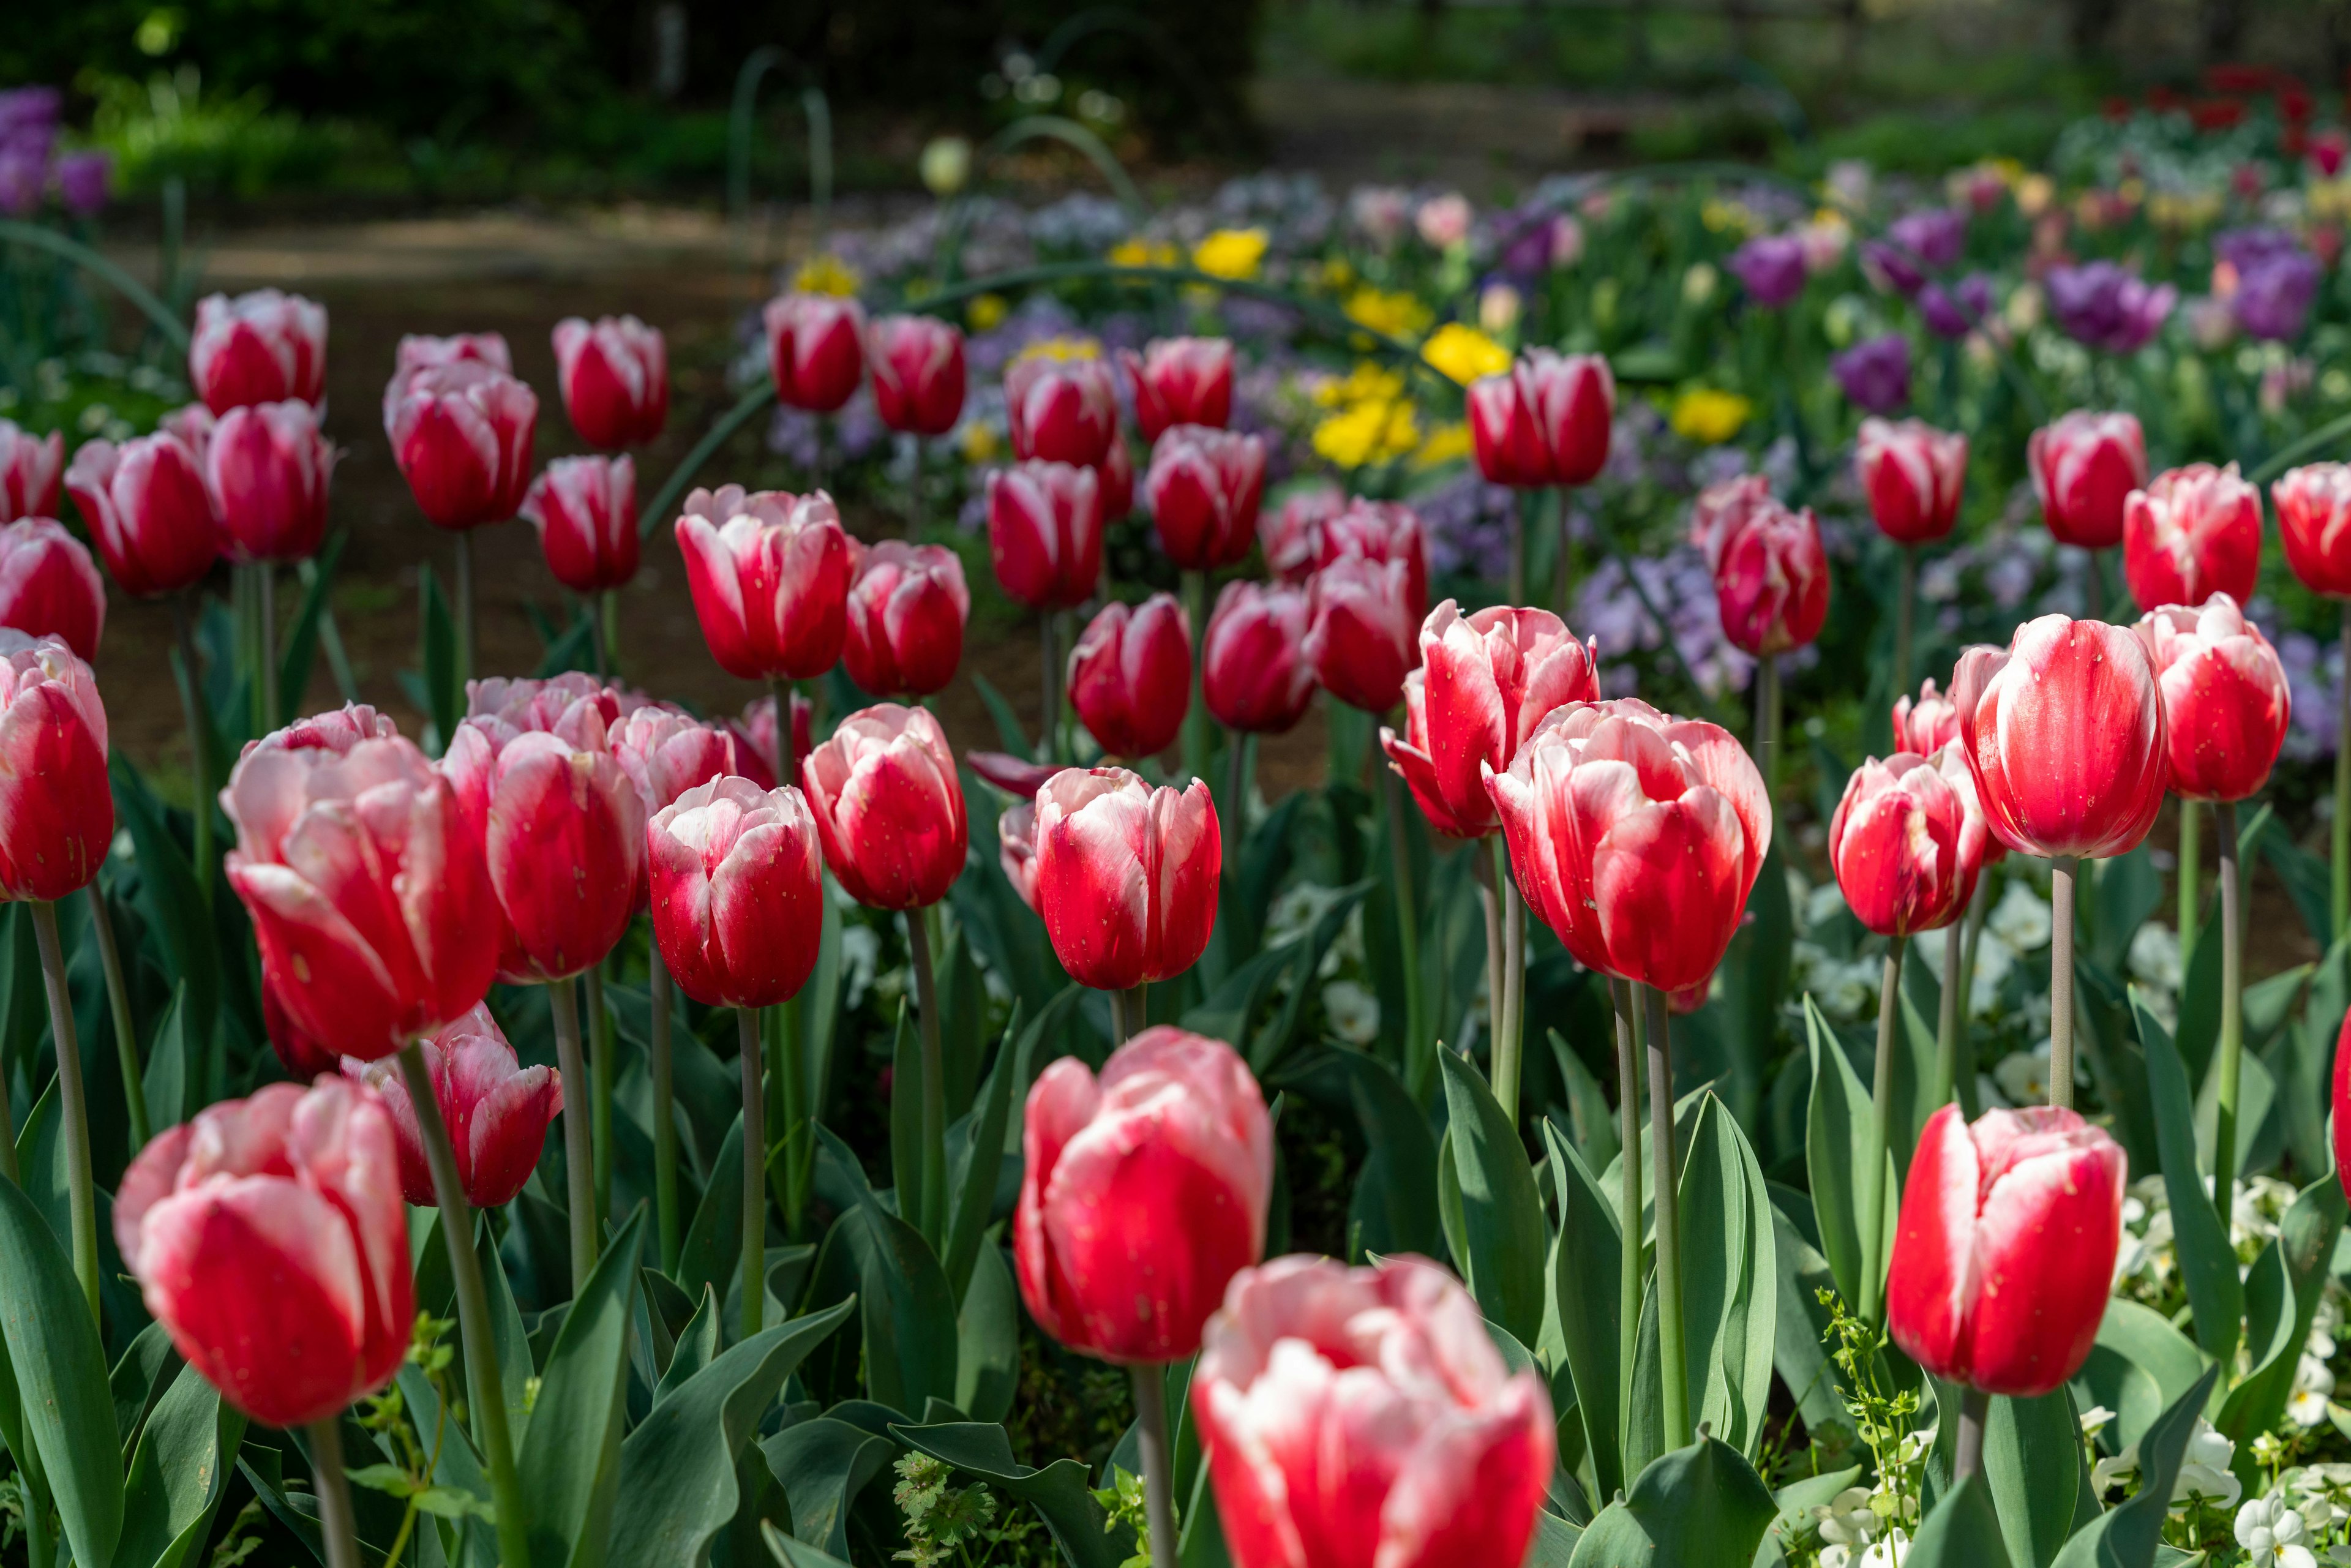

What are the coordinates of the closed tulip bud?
(1466, 348, 1615, 489)
(999, 800, 1041, 912)
(262, 973, 339, 1079)
(2029, 410, 2147, 550)
(1887, 1103, 2126, 1397)
(867, 314, 967, 437)
(2274, 462, 2351, 598)
(1487, 699, 1771, 991)
(610, 704, 748, 816)
(190, 289, 327, 414)
(0, 631, 111, 901)
(801, 703, 967, 910)
(0, 418, 62, 522)
(114, 1078, 413, 1427)
(1006, 350, 1119, 467)
(66, 431, 219, 598)
(205, 400, 335, 565)
(765, 292, 866, 413)
(1017, 1026, 1271, 1361)
(1829, 753, 1974, 937)
(1095, 432, 1134, 522)
(342, 1003, 560, 1209)
(648, 775, 825, 1008)
(1303, 555, 1420, 715)
(552, 314, 667, 449)
(1192, 1255, 1555, 1568)
(986, 460, 1103, 611)
(1954, 616, 2166, 860)
(1381, 602, 1600, 840)
(1122, 337, 1235, 443)
(520, 453, 637, 594)
(1892, 677, 1961, 754)
(727, 690, 812, 791)
(1203, 580, 1316, 735)
(1262, 482, 1343, 582)
(2123, 462, 2262, 612)
(1855, 417, 1968, 545)
(843, 539, 969, 697)
(674, 484, 852, 681)
(1035, 768, 1220, 989)
(385, 361, 538, 531)
(1318, 498, 1430, 621)
(2136, 593, 2291, 803)
(1069, 593, 1192, 760)
(1145, 426, 1266, 572)
(1709, 498, 1829, 656)
(0, 517, 105, 659)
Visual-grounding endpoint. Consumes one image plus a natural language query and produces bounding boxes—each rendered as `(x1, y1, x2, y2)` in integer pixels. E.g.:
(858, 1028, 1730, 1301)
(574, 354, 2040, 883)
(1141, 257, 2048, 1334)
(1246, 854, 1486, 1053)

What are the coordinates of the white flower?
(1813, 1487, 1878, 1552)
(2176, 1421, 2243, 1510)
(1993, 1045, 2056, 1105)
(1320, 981, 1379, 1046)
(2078, 1405, 2118, 1442)
(2093, 1442, 2139, 1498)
(1822, 1529, 1909, 1568)
(1988, 879, 2053, 950)
(2290, 1387, 2333, 1430)
(2237, 1494, 2319, 1568)
(1968, 930, 2017, 1015)
(2128, 920, 2184, 993)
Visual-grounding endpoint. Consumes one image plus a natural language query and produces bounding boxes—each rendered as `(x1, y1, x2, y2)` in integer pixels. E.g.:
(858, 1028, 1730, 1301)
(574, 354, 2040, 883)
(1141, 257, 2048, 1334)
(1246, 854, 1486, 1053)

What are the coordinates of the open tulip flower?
(552, 313, 667, 449)
(1069, 593, 1191, 760)
(2273, 461, 2351, 596)
(1144, 425, 1267, 572)
(2028, 410, 2147, 550)
(1829, 753, 1975, 937)
(1203, 580, 1316, 735)
(343, 1002, 561, 1209)
(1466, 348, 1614, 488)
(1261, 483, 1343, 583)
(1706, 496, 1828, 656)
(0, 417, 62, 522)
(987, 460, 1103, 612)
(764, 291, 867, 413)
(609, 703, 748, 817)
(1035, 768, 1220, 991)
(1316, 498, 1430, 621)
(867, 313, 967, 437)
(674, 484, 853, 681)
(648, 775, 825, 1008)
(385, 359, 540, 531)
(0, 516, 104, 659)
(1123, 337, 1235, 442)
(189, 288, 327, 413)
(800, 703, 967, 911)
(1006, 348, 1120, 467)
(2137, 593, 2290, 803)
(204, 399, 336, 564)
(2122, 462, 2262, 612)
(522, 453, 639, 595)
(66, 429, 219, 598)
(0, 629, 112, 902)
(842, 539, 969, 698)
(1303, 554, 1420, 715)
(393, 332, 512, 375)
(1855, 417, 1967, 545)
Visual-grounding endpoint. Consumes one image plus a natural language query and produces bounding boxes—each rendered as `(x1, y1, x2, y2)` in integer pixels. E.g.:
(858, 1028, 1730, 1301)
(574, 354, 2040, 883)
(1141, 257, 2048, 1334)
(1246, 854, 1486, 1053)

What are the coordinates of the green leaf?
(1766, 1188, 1848, 1437)
(1803, 996, 1894, 1312)
(761, 1417, 897, 1561)
(113, 1359, 246, 1568)
(419, 563, 462, 751)
(1270, 1047, 1441, 1261)
(888, 999, 925, 1231)
(111, 1319, 181, 1449)
(277, 530, 343, 719)
(1439, 1050, 1547, 1347)
(1255, 880, 1373, 1074)
(1182, 939, 1296, 1053)
(891, 1421, 1133, 1568)
(680, 1114, 746, 1307)
(0, 1176, 122, 1568)
(656, 1285, 722, 1406)
(1549, 1030, 1620, 1176)
(807, 1204, 960, 1414)
(1906, 1474, 2014, 1568)
(943, 1006, 1027, 1303)
(1674, 1092, 1777, 1459)
(109, 751, 217, 1030)
(955, 1238, 1019, 1424)
(1566, 1436, 1779, 1567)
(762, 1519, 857, 1568)
(1984, 1388, 2080, 1568)
(2050, 1367, 2221, 1568)
(518, 1206, 648, 1568)
(2076, 1299, 2210, 1457)
(937, 926, 988, 1121)
(2194, 1043, 2275, 1185)
(1753, 1467, 1863, 1567)
(970, 672, 1035, 760)
(1540, 1118, 1622, 1502)
(2217, 1172, 2348, 1448)
(2132, 990, 2240, 1367)
(2255, 811, 2335, 951)
(1716, 842, 1793, 1121)
(141, 985, 195, 1136)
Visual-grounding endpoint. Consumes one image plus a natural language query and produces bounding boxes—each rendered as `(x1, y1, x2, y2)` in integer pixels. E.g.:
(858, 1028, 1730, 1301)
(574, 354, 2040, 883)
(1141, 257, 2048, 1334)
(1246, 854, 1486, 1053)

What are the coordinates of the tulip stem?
(1953, 1386, 1990, 1483)
(2049, 857, 2079, 1111)
(766, 676, 792, 784)
(1181, 569, 1209, 789)
(28, 901, 100, 1324)
(2213, 799, 2244, 1234)
(1643, 982, 1690, 1452)
(1038, 615, 1060, 765)
(588, 595, 610, 681)
(1494, 838, 1527, 1125)
(1612, 978, 1644, 1441)
(585, 966, 615, 1233)
(397, 1040, 534, 1568)
(2336, 601, 2350, 942)
(1510, 488, 1533, 605)
(169, 593, 215, 895)
(306, 1417, 362, 1568)
(257, 561, 280, 730)
(453, 530, 475, 686)
(1384, 768, 1430, 1101)
(650, 959, 681, 1275)
(1128, 1364, 1180, 1568)
(1755, 655, 1781, 799)
(1473, 848, 1505, 1070)
(86, 883, 149, 1149)
(1957, 878, 1990, 1111)
(1892, 545, 1915, 707)
(1932, 916, 1963, 1114)
(547, 979, 598, 1291)
(602, 589, 622, 680)
(2178, 798, 2201, 969)
(1552, 486, 1574, 618)
(1226, 730, 1251, 841)
(906, 908, 949, 1248)
(1859, 936, 1907, 1329)
(737, 1007, 766, 1340)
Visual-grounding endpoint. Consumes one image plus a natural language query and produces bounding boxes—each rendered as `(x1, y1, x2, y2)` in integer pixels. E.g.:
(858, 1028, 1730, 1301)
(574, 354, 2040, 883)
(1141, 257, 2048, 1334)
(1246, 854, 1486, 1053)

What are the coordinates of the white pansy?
(2078, 1405, 2117, 1442)
(2237, 1494, 2319, 1568)
(2176, 1421, 2242, 1510)
(1321, 981, 1379, 1046)
(1968, 931, 2016, 1015)
(1813, 1487, 1878, 1553)
(2128, 920, 2183, 993)
(2092, 1442, 2139, 1498)
(1987, 879, 2053, 950)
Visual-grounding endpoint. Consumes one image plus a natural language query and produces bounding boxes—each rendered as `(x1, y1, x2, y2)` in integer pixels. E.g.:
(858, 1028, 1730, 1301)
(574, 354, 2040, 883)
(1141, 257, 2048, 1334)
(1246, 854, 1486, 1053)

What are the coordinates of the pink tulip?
(1708, 498, 1828, 656)
(0, 630, 111, 901)
(2029, 410, 2148, 550)
(2274, 462, 2351, 598)
(1035, 768, 1220, 990)
(0, 418, 62, 522)
(0, 517, 104, 659)
(1069, 593, 1192, 760)
(726, 689, 812, 791)
(800, 703, 967, 911)
(1006, 351, 1119, 467)
(842, 539, 969, 697)
(867, 314, 967, 437)
(765, 293, 866, 413)
(552, 314, 667, 449)
(609, 703, 748, 816)
(2136, 593, 2292, 803)
(1203, 580, 1316, 735)
(1146, 426, 1266, 572)
(2122, 462, 2262, 612)
(1122, 337, 1235, 443)
(1316, 499, 1430, 622)
(1855, 417, 1968, 545)
(1261, 482, 1343, 583)
(206, 400, 335, 563)
(342, 1003, 560, 1209)
(1466, 349, 1615, 487)
(999, 800, 1041, 912)
(1303, 555, 1420, 715)
(66, 430, 219, 598)
(648, 776, 826, 1008)
(385, 361, 539, 531)
(1687, 473, 1777, 573)
(1096, 432, 1134, 522)
(393, 333, 511, 376)
(1892, 677, 1962, 754)
(1829, 753, 1975, 937)
(986, 460, 1103, 612)
(520, 454, 637, 594)
(673, 484, 853, 681)
(190, 290, 327, 413)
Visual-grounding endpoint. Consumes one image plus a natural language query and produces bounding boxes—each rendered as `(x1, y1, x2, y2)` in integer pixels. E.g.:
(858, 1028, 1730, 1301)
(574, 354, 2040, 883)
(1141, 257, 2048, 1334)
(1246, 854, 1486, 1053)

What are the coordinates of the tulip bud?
(1688, 473, 1776, 573)
(1145, 426, 1266, 572)
(1017, 1026, 1271, 1361)
(867, 315, 967, 437)
(801, 703, 967, 911)
(1466, 348, 1615, 489)
(1006, 350, 1119, 467)
(1095, 431, 1134, 522)
(115, 1078, 413, 1427)
(206, 400, 335, 564)
(1954, 615, 2167, 860)
(1203, 580, 1315, 735)
(1855, 417, 1968, 545)
(2029, 410, 2148, 550)
(1303, 555, 1420, 715)
(1892, 676, 1961, 754)
(649, 775, 826, 1008)
(1121, 337, 1235, 443)
(0, 418, 62, 522)
(1069, 593, 1192, 760)
(1708, 498, 1829, 656)
(727, 690, 812, 790)
(2274, 461, 2351, 598)
(1035, 768, 1220, 989)
(66, 430, 219, 598)
(189, 289, 327, 414)
(394, 333, 511, 376)
(674, 485, 853, 681)
(1192, 1254, 1556, 1568)
(1886, 1103, 2126, 1397)
(0, 631, 111, 901)
(520, 454, 638, 595)
(765, 292, 867, 413)
(342, 1003, 561, 1209)
(552, 314, 667, 449)
(1261, 482, 1343, 583)
(986, 460, 1103, 611)
(1829, 753, 1975, 937)
(609, 703, 745, 818)
(1317, 499, 1430, 621)
(843, 540, 969, 698)
(2122, 462, 2262, 612)
(2136, 593, 2291, 803)
(0, 517, 105, 659)
(385, 361, 539, 531)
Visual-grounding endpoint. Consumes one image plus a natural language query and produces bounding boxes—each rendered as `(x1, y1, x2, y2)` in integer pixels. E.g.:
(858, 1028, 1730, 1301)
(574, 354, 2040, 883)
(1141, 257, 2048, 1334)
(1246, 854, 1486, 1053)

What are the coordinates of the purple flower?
(1919, 273, 1995, 339)
(1728, 234, 1807, 309)
(1863, 209, 1966, 298)
(1498, 207, 1556, 276)
(2215, 227, 2304, 274)
(2045, 261, 2175, 354)
(0, 88, 60, 143)
(1831, 333, 1911, 413)
(54, 151, 110, 217)
(2218, 232, 2323, 340)
(0, 148, 44, 218)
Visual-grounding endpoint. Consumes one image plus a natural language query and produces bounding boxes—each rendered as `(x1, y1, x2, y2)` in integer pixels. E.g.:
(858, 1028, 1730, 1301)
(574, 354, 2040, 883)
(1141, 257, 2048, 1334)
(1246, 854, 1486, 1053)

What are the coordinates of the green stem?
(29, 901, 99, 1323)
(737, 1007, 766, 1340)
(1613, 978, 1644, 1438)
(2336, 602, 2350, 943)
(1384, 767, 1430, 1100)
(1954, 1386, 1990, 1482)
(1932, 913, 1962, 1113)
(650, 959, 680, 1276)
(1552, 486, 1575, 617)
(170, 594, 215, 898)
(1182, 569, 1209, 787)
(547, 979, 598, 1292)
(306, 1417, 362, 1568)
(258, 562, 280, 731)
(1038, 614, 1059, 765)
(2213, 800, 2243, 1234)
(767, 675, 792, 786)
(86, 883, 149, 1148)
(1129, 1365, 1180, 1568)
(601, 590, 622, 681)
(1643, 983, 1690, 1451)
(1893, 546, 1915, 708)
(453, 531, 475, 689)
(1511, 488, 1534, 605)
(2049, 857, 2079, 1111)
(1757, 655, 1781, 800)
(588, 596, 610, 681)
(1496, 838, 1526, 1125)
(1859, 936, 1907, 1328)
(906, 907, 949, 1248)
(2179, 799, 2201, 970)
(585, 964, 615, 1232)
(771, 990, 811, 1236)
(1474, 848, 1505, 1068)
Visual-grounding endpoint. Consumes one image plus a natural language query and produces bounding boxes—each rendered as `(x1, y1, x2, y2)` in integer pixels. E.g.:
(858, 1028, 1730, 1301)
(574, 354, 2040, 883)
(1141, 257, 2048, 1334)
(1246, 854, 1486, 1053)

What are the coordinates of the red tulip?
(1122, 337, 1235, 443)
(1006, 350, 1119, 467)
(1708, 498, 1828, 656)
(1191, 1255, 1555, 1568)
(1687, 473, 1776, 572)
(1143, 426, 1265, 572)
(867, 315, 967, 437)
(394, 333, 511, 376)
(2029, 410, 2148, 550)
(552, 314, 667, 449)
(800, 703, 967, 910)
(2274, 462, 2351, 597)
(114, 1078, 412, 1427)
(2136, 593, 2291, 803)
(673, 484, 853, 681)
(464, 671, 618, 735)
(206, 400, 335, 564)
(999, 800, 1041, 912)
(1487, 699, 1771, 992)
(609, 703, 749, 816)
(1892, 677, 1961, 754)
(1856, 417, 1968, 545)
(2123, 462, 2262, 611)
(385, 361, 538, 531)
(648, 775, 825, 1008)
(1466, 348, 1615, 488)
(1035, 768, 1220, 989)
(1317, 499, 1430, 621)
(1829, 753, 1974, 937)
(969, 750, 1059, 800)
(1069, 593, 1192, 760)
(1953, 615, 2167, 860)
(1931, 737, 2000, 879)
(341, 1003, 561, 1209)
(726, 689, 812, 790)
(986, 460, 1102, 612)
(0, 418, 62, 522)
(843, 539, 969, 697)
(1381, 602, 1600, 840)
(1886, 1103, 2126, 1397)
(764, 292, 866, 413)
(1303, 555, 1419, 715)
(224, 718, 498, 1059)
(1262, 482, 1343, 583)
(2333, 1011, 2351, 1207)
(190, 290, 326, 414)
(262, 973, 339, 1079)
(0, 517, 105, 659)
(0, 631, 112, 902)
(1096, 433, 1134, 522)
(1016, 1026, 1270, 1362)
(66, 430, 219, 598)
(1203, 580, 1316, 735)
(520, 454, 638, 595)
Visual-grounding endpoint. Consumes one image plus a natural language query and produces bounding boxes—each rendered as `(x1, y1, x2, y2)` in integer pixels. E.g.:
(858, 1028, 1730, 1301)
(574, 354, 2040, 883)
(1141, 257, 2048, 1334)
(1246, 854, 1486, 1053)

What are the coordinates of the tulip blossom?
(648, 775, 825, 1007)
(1886, 1104, 2126, 1397)
(206, 400, 335, 563)
(800, 703, 967, 911)
(764, 292, 867, 413)
(1035, 768, 1220, 990)
(1893, 677, 1961, 754)
(2273, 462, 2351, 597)
(867, 314, 968, 437)
(2121, 463, 2262, 612)
(609, 703, 746, 816)
(727, 689, 812, 790)
(342, 1003, 561, 1209)
(1687, 473, 1776, 571)
(1728, 233, 1809, 308)
(520, 454, 639, 594)
(0, 418, 61, 522)
(189, 290, 327, 413)
(1380, 602, 1600, 840)
(1953, 615, 2167, 860)
(2045, 262, 2175, 355)
(1303, 555, 1419, 715)
(1144, 426, 1267, 571)
(2137, 595, 2291, 803)
(263, 975, 338, 1079)
(1069, 594, 1192, 760)
(1016, 1026, 1271, 1362)
(65, 430, 219, 598)
(1487, 699, 1771, 992)
(674, 484, 853, 681)
(1317, 498, 1430, 621)
(1007, 350, 1120, 467)
(1829, 754, 1975, 937)
(114, 1078, 412, 1427)
(1123, 337, 1235, 442)
(1262, 483, 1343, 582)
(1097, 433, 1135, 522)
(842, 539, 969, 697)
(1706, 498, 1829, 656)
(2028, 411, 2148, 550)
(1191, 1255, 1555, 1568)
(0, 517, 104, 659)
(971, 752, 1057, 912)
(1466, 349, 1615, 488)
(986, 461, 1103, 611)
(552, 314, 667, 449)
(1854, 418, 1968, 545)
(394, 333, 511, 375)
(1203, 580, 1316, 735)
(0, 630, 112, 901)
(385, 361, 539, 531)
(1831, 335, 1911, 415)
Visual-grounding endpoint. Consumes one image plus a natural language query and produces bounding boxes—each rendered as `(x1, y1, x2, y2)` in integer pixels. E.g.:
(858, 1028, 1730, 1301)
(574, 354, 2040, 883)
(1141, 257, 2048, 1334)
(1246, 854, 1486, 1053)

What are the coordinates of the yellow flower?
(1313, 257, 1357, 292)
(792, 254, 862, 297)
(1314, 361, 1406, 408)
(1014, 336, 1100, 364)
(961, 421, 1002, 464)
(1422, 323, 1510, 386)
(1415, 420, 1473, 468)
(1701, 199, 1760, 236)
(1313, 399, 1420, 470)
(1193, 228, 1269, 281)
(1670, 388, 1752, 446)
(1109, 236, 1179, 269)
(966, 293, 1009, 331)
(1343, 286, 1432, 340)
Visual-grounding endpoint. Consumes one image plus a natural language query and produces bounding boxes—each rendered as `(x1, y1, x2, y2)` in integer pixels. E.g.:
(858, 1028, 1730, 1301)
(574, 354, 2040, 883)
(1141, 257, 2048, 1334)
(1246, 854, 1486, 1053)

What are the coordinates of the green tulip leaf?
(2217, 1172, 2347, 1452)
(761, 1416, 898, 1561)
(2132, 991, 2241, 1368)
(1766, 1187, 1849, 1437)
(806, 1203, 960, 1414)
(1567, 1435, 1778, 1567)
(1984, 1387, 2080, 1568)
(1540, 1117, 1623, 1502)
(1271, 1046, 1442, 1261)
(954, 1237, 1020, 1424)
(114, 1359, 247, 1568)
(1753, 1466, 1863, 1567)
(1438, 1049, 1547, 1347)
(1676, 1091, 1777, 1460)
(2076, 1299, 2210, 1458)
(518, 1205, 647, 1568)
(2051, 1366, 2222, 1568)
(1906, 1473, 2014, 1568)
(1802, 996, 1895, 1313)
(0, 1175, 122, 1568)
